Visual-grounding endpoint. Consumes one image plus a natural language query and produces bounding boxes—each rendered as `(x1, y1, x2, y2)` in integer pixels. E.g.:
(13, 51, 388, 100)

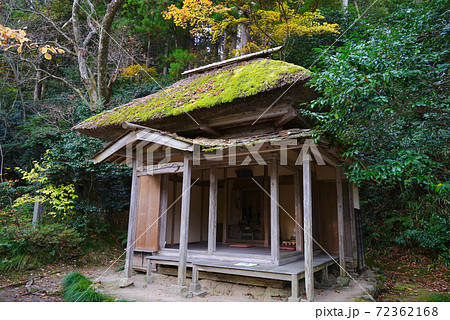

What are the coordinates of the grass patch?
(62, 272, 113, 302)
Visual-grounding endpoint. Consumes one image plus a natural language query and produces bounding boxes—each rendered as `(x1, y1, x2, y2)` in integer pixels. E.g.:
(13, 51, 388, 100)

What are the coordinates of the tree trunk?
(72, 0, 99, 108)
(97, 0, 124, 105)
(222, 30, 228, 60)
(229, 31, 237, 56)
(146, 38, 152, 68)
(354, 0, 361, 18)
(238, 23, 249, 52)
(34, 67, 43, 102)
(163, 38, 169, 76)
(32, 200, 44, 226)
(187, 31, 194, 69)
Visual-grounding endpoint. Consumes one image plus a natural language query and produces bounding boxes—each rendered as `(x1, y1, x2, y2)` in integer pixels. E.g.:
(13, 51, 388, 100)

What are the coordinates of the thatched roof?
(73, 58, 311, 139)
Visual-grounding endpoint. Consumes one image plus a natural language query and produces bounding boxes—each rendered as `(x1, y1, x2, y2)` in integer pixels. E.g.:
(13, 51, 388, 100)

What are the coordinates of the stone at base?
(288, 296, 302, 302)
(189, 282, 201, 292)
(170, 285, 188, 295)
(119, 277, 134, 288)
(336, 276, 350, 287)
(191, 290, 208, 297)
(320, 278, 333, 288)
(145, 275, 154, 284)
(189, 282, 207, 297)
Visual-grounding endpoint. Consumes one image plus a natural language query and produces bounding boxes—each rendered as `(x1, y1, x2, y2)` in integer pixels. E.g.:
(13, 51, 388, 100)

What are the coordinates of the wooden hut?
(73, 47, 364, 301)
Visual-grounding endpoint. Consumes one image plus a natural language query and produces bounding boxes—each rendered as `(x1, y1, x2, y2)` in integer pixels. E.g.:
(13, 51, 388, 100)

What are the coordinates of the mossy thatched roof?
(73, 58, 310, 137)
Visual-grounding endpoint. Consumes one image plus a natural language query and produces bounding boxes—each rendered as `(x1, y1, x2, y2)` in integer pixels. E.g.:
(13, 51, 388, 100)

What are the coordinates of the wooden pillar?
(200, 170, 205, 242)
(270, 159, 280, 265)
(263, 165, 270, 247)
(177, 155, 192, 287)
(159, 174, 169, 250)
(349, 182, 358, 269)
(294, 170, 303, 252)
(124, 159, 139, 279)
(170, 178, 177, 245)
(288, 274, 301, 302)
(336, 167, 346, 277)
(208, 168, 218, 254)
(222, 169, 228, 245)
(303, 155, 314, 301)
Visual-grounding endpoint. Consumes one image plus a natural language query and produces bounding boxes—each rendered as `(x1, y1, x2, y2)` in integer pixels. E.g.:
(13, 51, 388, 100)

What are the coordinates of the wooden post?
(270, 159, 280, 265)
(263, 165, 270, 247)
(208, 168, 218, 254)
(177, 154, 192, 287)
(222, 169, 228, 245)
(145, 260, 153, 284)
(349, 182, 358, 269)
(336, 167, 346, 277)
(294, 170, 303, 252)
(303, 154, 314, 301)
(288, 274, 301, 302)
(123, 159, 139, 283)
(170, 179, 177, 245)
(159, 174, 169, 250)
(200, 170, 205, 242)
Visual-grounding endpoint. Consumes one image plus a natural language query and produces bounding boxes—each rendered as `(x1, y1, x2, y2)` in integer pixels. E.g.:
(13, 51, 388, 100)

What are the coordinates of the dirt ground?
(0, 265, 375, 302)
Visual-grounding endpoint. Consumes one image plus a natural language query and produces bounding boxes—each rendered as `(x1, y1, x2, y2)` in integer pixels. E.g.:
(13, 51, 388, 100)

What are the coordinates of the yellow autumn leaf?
(49, 46, 57, 53)
(44, 53, 52, 60)
(57, 48, 65, 54)
(40, 46, 47, 54)
(17, 45, 22, 53)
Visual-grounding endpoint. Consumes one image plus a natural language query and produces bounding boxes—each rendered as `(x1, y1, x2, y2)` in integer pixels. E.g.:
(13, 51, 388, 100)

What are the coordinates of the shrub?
(0, 223, 84, 271)
(62, 272, 112, 302)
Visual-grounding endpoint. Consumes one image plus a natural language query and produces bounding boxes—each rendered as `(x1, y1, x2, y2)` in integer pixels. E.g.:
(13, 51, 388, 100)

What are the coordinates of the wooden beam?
(270, 159, 280, 265)
(294, 170, 303, 253)
(336, 167, 346, 277)
(182, 46, 283, 75)
(177, 155, 192, 287)
(200, 124, 221, 137)
(93, 131, 136, 164)
(159, 174, 169, 250)
(303, 154, 314, 301)
(315, 145, 340, 168)
(274, 108, 297, 128)
(208, 168, 218, 254)
(137, 162, 184, 176)
(179, 105, 290, 132)
(136, 130, 193, 151)
(124, 159, 139, 278)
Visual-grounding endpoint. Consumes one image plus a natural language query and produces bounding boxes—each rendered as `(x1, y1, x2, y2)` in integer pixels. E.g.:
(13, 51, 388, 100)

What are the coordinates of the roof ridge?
(182, 46, 284, 76)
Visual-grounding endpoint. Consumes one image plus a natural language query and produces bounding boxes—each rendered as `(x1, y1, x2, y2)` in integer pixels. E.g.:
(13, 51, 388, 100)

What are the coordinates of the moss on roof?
(74, 59, 310, 132)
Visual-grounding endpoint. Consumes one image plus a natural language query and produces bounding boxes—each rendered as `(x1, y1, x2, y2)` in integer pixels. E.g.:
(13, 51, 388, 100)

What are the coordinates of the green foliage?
(13, 151, 78, 217)
(429, 293, 450, 302)
(0, 223, 83, 272)
(305, 0, 450, 257)
(118, 64, 158, 82)
(62, 272, 112, 302)
(396, 214, 450, 254)
(166, 48, 195, 80)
